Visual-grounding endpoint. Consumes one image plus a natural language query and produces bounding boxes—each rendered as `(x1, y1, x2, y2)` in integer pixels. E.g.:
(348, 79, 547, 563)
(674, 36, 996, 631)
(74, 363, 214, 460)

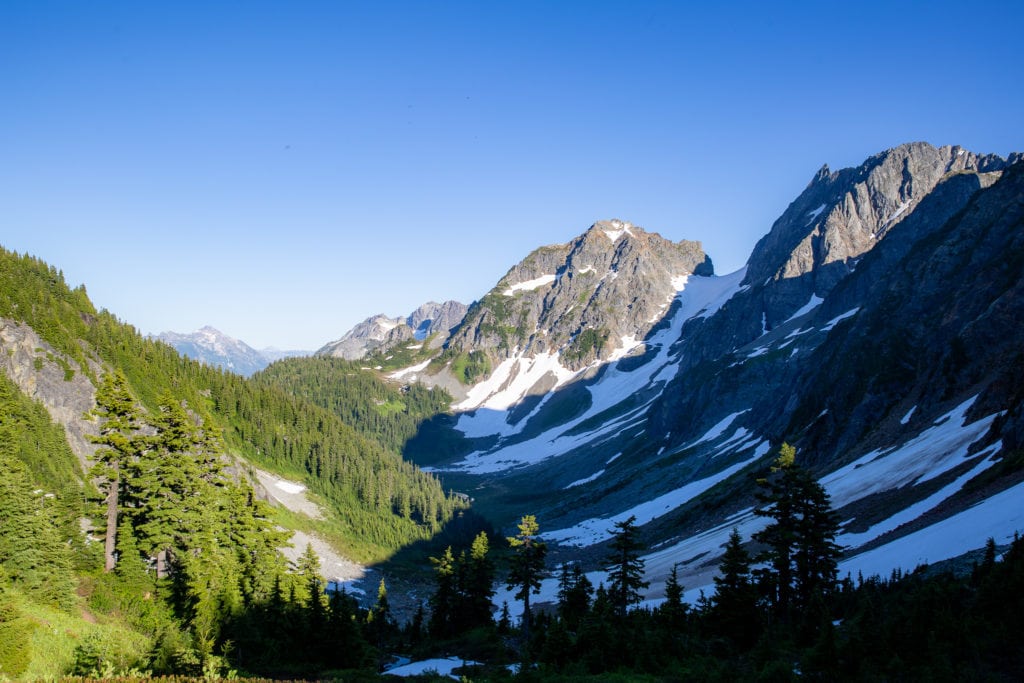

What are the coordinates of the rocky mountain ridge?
(316, 300, 467, 360)
(392, 142, 1024, 603)
(446, 220, 711, 368)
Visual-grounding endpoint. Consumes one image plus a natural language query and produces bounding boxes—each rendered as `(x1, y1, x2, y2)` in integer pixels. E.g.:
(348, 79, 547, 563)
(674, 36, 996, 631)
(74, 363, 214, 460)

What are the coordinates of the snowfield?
(820, 396, 1000, 508)
(488, 395, 1021, 614)
(546, 441, 770, 547)
(441, 268, 749, 474)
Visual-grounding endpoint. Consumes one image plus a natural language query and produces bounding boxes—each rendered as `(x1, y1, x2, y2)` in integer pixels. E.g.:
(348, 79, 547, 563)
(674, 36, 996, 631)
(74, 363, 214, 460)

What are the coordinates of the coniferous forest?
(2, 245, 1024, 681)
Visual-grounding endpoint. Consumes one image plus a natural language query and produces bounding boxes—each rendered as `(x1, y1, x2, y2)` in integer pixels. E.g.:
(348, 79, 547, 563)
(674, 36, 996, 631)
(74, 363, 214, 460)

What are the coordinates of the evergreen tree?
(369, 577, 393, 650)
(87, 370, 144, 573)
(753, 443, 841, 622)
(429, 545, 457, 637)
(659, 564, 687, 629)
(464, 531, 496, 629)
(325, 587, 372, 669)
(128, 393, 209, 577)
(557, 562, 593, 631)
(497, 601, 512, 635)
(506, 514, 547, 641)
(604, 515, 649, 618)
(0, 451, 75, 607)
(710, 528, 759, 648)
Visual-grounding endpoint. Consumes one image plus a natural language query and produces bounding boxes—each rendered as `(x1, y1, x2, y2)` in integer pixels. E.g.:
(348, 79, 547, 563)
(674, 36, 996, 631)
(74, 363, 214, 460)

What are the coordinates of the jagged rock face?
(0, 319, 99, 471)
(318, 314, 409, 360)
(409, 300, 469, 348)
(445, 220, 712, 370)
(317, 300, 468, 360)
(156, 326, 272, 376)
(745, 143, 1012, 329)
(648, 158, 1022, 462)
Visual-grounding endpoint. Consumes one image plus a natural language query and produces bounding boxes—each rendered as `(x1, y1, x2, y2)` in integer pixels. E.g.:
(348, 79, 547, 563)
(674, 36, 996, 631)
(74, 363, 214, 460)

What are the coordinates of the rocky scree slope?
(397, 143, 1024, 601)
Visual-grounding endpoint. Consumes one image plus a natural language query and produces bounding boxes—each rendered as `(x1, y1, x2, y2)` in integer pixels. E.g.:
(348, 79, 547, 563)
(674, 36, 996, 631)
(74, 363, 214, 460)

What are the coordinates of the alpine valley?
(364, 142, 1024, 601)
(3, 141, 1024, 679)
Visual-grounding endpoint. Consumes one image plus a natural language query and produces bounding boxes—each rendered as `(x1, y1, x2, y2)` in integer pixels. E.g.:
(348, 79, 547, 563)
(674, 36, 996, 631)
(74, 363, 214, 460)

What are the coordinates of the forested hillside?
(0, 248, 464, 559)
(0, 246, 467, 676)
(254, 356, 452, 455)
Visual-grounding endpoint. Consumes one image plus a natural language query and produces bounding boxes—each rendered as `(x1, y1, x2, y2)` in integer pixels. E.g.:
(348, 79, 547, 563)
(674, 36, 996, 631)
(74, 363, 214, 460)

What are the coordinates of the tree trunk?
(103, 463, 118, 572)
(156, 548, 168, 579)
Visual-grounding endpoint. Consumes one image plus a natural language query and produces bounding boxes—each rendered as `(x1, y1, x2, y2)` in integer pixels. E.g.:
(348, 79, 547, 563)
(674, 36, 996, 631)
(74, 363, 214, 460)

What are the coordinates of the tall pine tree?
(604, 515, 648, 618)
(506, 515, 547, 640)
(753, 443, 841, 622)
(87, 370, 144, 572)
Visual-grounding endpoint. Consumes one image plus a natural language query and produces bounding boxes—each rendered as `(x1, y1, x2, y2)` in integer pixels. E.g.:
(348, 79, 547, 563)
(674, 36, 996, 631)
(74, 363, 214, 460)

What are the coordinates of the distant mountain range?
(155, 326, 309, 376)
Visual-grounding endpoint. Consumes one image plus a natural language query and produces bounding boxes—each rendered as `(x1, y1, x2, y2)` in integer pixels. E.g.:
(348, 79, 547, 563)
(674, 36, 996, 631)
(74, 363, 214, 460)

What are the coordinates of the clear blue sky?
(3, 1, 1022, 350)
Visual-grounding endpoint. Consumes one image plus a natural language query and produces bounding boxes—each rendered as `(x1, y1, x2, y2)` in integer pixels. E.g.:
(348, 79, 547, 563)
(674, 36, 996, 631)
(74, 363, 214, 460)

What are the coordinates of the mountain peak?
(743, 141, 1015, 327)
(589, 218, 636, 243)
(155, 327, 307, 376)
(317, 300, 468, 360)
(443, 220, 712, 377)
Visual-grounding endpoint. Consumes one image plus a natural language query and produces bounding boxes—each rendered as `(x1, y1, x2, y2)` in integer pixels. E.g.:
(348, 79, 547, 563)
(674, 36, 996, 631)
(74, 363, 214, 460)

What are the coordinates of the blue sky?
(2, 1, 1022, 350)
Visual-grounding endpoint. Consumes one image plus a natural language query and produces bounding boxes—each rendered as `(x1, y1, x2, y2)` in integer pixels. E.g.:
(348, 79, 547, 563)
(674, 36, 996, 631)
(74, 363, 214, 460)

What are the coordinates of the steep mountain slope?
(317, 300, 467, 360)
(397, 143, 1024, 600)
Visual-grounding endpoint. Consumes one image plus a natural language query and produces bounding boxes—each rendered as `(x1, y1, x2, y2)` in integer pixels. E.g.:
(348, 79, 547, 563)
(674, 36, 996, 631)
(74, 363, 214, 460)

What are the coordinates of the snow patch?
(820, 396, 999, 508)
(806, 203, 827, 224)
(838, 445, 1001, 548)
(385, 657, 481, 679)
(900, 406, 917, 425)
(884, 201, 910, 225)
(785, 294, 824, 323)
(746, 346, 769, 359)
(455, 351, 576, 417)
(275, 480, 306, 495)
(821, 307, 860, 331)
(503, 273, 556, 295)
(389, 359, 431, 380)
(689, 411, 748, 448)
(565, 469, 605, 489)
(839, 478, 1024, 580)
(602, 221, 634, 243)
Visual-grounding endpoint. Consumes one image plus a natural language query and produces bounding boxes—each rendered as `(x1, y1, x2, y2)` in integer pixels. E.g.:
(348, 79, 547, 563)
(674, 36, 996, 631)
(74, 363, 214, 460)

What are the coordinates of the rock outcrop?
(0, 318, 99, 471)
(317, 300, 467, 360)
(445, 220, 711, 370)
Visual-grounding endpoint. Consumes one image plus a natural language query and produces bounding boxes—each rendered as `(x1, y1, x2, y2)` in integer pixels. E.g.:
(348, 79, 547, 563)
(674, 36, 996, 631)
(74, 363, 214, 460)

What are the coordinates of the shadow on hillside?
(361, 507, 496, 620)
